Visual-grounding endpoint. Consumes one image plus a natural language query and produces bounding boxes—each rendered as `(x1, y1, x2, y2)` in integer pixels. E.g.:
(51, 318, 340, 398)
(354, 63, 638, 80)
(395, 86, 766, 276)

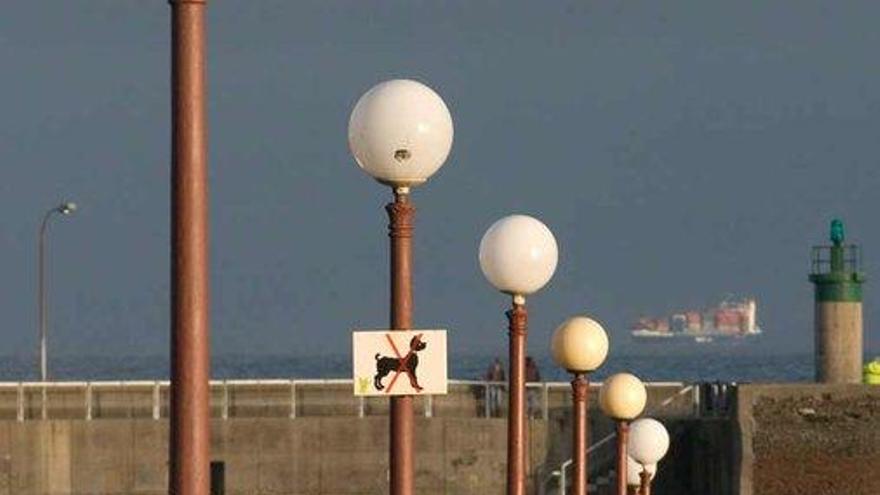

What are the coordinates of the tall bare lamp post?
(550, 316, 610, 495)
(479, 215, 558, 495)
(627, 418, 669, 495)
(348, 79, 454, 495)
(168, 1, 211, 494)
(598, 373, 647, 495)
(38, 201, 77, 381)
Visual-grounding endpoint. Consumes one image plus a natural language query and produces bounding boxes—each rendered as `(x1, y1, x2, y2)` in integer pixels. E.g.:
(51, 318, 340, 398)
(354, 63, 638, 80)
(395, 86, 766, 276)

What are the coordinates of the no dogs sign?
(352, 330, 448, 396)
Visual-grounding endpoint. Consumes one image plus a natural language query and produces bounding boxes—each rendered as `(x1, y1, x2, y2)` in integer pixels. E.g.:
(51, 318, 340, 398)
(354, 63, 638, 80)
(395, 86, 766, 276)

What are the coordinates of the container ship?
(630, 298, 762, 343)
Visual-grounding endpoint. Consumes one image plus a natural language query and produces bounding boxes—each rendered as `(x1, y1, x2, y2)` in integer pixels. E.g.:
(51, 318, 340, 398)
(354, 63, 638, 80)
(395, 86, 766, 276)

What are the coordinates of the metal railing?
(546, 383, 702, 495)
(811, 244, 861, 275)
(0, 379, 697, 423)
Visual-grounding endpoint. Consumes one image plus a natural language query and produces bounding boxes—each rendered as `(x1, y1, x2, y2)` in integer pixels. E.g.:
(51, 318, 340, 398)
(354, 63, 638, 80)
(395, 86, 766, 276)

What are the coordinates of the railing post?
(153, 382, 161, 420)
(358, 395, 366, 418)
(559, 465, 566, 495)
(41, 384, 47, 420)
(86, 383, 93, 420)
(484, 383, 490, 418)
(425, 395, 433, 418)
(542, 383, 549, 421)
(17, 383, 24, 422)
(222, 381, 229, 421)
(288, 380, 295, 420)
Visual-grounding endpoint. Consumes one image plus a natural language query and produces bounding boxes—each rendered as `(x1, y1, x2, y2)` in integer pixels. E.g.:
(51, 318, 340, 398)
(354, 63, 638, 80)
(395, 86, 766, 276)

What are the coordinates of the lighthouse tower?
(809, 219, 866, 383)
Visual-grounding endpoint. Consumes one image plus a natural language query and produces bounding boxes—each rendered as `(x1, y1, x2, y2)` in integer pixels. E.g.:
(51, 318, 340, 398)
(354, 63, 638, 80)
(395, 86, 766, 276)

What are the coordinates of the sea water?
(2, 347, 874, 383)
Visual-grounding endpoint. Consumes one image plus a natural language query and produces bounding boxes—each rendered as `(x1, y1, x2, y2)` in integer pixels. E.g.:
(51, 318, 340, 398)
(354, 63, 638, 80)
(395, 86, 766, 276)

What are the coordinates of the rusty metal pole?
(638, 469, 651, 495)
(571, 373, 589, 495)
(169, 1, 211, 495)
(386, 189, 415, 495)
(616, 421, 629, 495)
(506, 298, 528, 495)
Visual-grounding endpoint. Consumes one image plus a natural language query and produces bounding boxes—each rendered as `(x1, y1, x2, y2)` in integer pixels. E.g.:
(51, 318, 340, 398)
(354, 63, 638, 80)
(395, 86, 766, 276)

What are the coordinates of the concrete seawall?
(0, 417, 547, 494)
(0, 380, 695, 495)
(735, 384, 880, 495)
(0, 381, 876, 494)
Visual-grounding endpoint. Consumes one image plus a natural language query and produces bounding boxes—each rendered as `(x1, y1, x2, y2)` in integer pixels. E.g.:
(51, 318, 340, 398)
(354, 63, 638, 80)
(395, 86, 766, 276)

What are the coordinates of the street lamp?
(627, 418, 669, 495)
(550, 316, 609, 495)
(348, 78, 453, 495)
(598, 372, 647, 495)
(479, 214, 558, 495)
(626, 456, 656, 495)
(38, 201, 77, 381)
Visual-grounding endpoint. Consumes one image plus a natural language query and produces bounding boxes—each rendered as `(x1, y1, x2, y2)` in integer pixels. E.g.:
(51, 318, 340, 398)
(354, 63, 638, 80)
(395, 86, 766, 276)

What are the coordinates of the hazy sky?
(1, 2, 878, 362)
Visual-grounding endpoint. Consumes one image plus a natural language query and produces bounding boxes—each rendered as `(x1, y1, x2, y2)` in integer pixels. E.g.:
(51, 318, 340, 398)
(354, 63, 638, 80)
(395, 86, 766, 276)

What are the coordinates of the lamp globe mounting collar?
(348, 79, 454, 188)
(551, 316, 609, 373)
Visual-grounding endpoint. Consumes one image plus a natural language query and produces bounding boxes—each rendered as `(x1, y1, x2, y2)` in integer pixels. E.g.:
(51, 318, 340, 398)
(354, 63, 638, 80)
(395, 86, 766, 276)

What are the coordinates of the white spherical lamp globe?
(348, 79, 454, 187)
(551, 316, 609, 373)
(598, 373, 647, 420)
(478, 215, 558, 296)
(627, 418, 670, 465)
(626, 456, 656, 487)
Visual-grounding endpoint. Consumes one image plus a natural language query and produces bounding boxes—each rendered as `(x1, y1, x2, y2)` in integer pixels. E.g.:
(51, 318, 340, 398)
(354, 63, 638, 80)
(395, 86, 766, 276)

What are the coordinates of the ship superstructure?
(631, 297, 762, 343)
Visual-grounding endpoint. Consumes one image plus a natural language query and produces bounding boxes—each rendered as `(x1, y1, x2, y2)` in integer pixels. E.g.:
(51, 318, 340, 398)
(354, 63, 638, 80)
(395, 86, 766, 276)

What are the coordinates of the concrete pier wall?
(0, 381, 695, 495)
(1, 381, 877, 494)
(735, 384, 880, 495)
(0, 417, 549, 495)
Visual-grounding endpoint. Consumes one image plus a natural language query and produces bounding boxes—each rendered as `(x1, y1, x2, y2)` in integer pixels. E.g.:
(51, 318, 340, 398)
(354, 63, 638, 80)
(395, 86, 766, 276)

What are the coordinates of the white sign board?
(352, 330, 448, 396)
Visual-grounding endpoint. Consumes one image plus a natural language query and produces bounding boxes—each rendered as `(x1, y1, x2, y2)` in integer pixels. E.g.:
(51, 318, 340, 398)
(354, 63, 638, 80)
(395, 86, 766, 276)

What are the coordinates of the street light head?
(59, 202, 77, 215)
(598, 372, 647, 420)
(551, 316, 609, 373)
(627, 417, 670, 465)
(479, 215, 558, 298)
(348, 79, 454, 188)
(626, 456, 656, 487)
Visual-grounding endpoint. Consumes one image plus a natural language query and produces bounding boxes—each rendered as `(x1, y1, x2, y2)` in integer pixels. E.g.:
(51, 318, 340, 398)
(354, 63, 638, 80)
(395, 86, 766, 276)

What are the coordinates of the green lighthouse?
(809, 219, 866, 383)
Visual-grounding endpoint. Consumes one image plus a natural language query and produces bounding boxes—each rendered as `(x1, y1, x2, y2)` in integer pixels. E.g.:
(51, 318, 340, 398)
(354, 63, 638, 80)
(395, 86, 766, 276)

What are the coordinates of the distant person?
(485, 358, 506, 417)
(525, 356, 541, 418)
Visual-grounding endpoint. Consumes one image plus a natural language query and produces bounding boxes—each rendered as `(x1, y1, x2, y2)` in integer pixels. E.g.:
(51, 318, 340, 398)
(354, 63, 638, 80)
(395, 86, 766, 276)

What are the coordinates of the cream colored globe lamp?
(599, 373, 647, 420)
(479, 214, 558, 303)
(349, 79, 453, 190)
(627, 418, 669, 495)
(478, 214, 558, 494)
(599, 372, 647, 495)
(550, 316, 610, 495)
(551, 316, 609, 373)
(628, 418, 669, 465)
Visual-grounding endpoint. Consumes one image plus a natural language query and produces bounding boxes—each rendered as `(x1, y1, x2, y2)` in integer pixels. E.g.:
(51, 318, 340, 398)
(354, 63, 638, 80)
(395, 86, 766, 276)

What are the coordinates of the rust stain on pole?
(386, 190, 415, 495)
(169, 1, 211, 495)
(571, 374, 589, 495)
(506, 302, 527, 495)
(616, 421, 629, 495)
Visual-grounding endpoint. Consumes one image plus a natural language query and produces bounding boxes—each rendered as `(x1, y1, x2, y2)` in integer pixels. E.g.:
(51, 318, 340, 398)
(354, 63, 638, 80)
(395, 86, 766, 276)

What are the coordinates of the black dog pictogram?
(374, 335, 427, 392)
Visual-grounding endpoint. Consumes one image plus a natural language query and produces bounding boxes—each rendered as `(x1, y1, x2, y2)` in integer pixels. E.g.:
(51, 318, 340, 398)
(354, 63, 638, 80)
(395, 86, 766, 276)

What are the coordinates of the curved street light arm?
(37, 202, 76, 382)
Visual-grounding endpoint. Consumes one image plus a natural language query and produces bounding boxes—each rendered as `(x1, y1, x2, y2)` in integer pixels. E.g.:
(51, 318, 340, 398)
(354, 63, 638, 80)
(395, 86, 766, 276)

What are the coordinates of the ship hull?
(630, 328, 762, 344)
